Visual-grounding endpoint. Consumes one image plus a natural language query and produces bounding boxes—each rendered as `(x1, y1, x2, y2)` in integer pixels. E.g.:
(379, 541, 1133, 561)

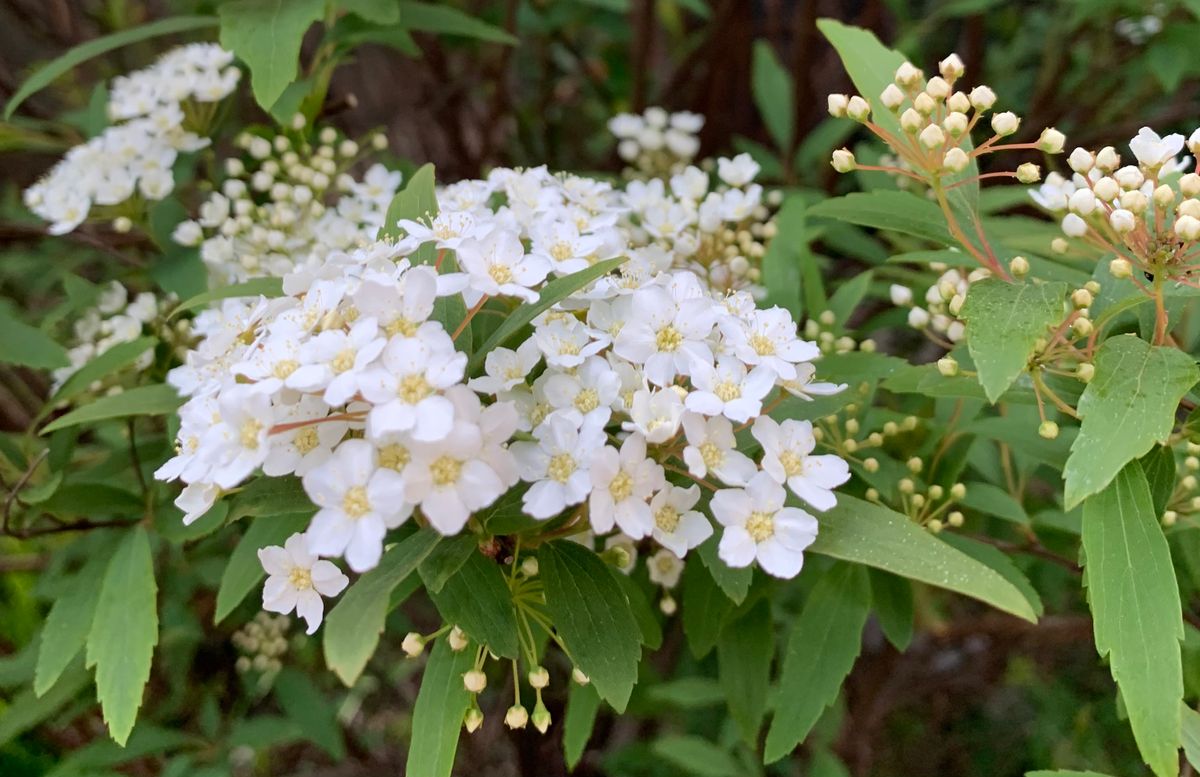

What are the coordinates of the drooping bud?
(1038, 421, 1060, 439)
(1037, 127, 1066, 153)
(402, 632, 426, 658)
(827, 94, 849, 117)
(528, 666, 550, 690)
(505, 704, 529, 729)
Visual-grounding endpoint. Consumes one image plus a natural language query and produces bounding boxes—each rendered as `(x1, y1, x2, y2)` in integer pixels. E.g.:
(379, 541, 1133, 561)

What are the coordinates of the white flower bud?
(1061, 213, 1088, 237)
(948, 511, 965, 527)
(572, 668, 590, 685)
(528, 666, 550, 689)
(969, 85, 997, 110)
(532, 701, 552, 734)
(1177, 214, 1200, 241)
(1038, 127, 1066, 153)
(1051, 237, 1069, 254)
(1109, 209, 1136, 233)
(889, 284, 914, 306)
(402, 632, 425, 658)
(943, 111, 969, 136)
(943, 147, 969, 172)
(919, 124, 946, 149)
(112, 216, 132, 233)
(947, 92, 971, 113)
(831, 148, 856, 173)
(1109, 257, 1133, 279)
(1154, 184, 1176, 207)
(448, 626, 469, 652)
(1093, 177, 1120, 202)
(1183, 173, 1200, 197)
(827, 94, 849, 117)
(1072, 288, 1094, 309)
(925, 76, 951, 100)
(847, 96, 871, 122)
(939, 53, 965, 79)
(1067, 147, 1094, 173)
(1039, 421, 1059, 440)
(1068, 188, 1097, 215)
(463, 669, 488, 693)
(1114, 165, 1144, 190)
(937, 356, 959, 376)
(464, 707, 484, 733)
(1016, 163, 1041, 183)
(1077, 363, 1095, 382)
(1009, 255, 1030, 277)
(913, 92, 936, 116)
(895, 61, 923, 86)
(990, 111, 1020, 136)
(907, 307, 930, 328)
(900, 108, 924, 133)
(1095, 146, 1120, 172)
(1072, 317, 1093, 338)
(505, 704, 529, 729)
(880, 84, 905, 110)
(1180, 199, 1200, 220)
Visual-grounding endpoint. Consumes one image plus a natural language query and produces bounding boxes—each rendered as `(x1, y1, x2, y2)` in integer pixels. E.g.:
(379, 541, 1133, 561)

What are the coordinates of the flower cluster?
(889, 266, 988, 345)
(609, 106, 704, 177)
(174, 125, 399, 284)
(51, 282, 180, 395)
(24, 44, 239, 235)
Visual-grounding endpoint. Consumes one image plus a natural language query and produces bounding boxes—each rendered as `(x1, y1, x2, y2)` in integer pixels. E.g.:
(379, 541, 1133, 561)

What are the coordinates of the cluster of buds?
(889, 266, 989, 346)
(828, 54, 1065, 280)
(1163, 443, 1200, 527)
(232, 612, 289, 677)
(609, 107, 704, 178)
(802, 309, 878, 356)
(867, 457, 967, 533)
(813, 384, 920, 464)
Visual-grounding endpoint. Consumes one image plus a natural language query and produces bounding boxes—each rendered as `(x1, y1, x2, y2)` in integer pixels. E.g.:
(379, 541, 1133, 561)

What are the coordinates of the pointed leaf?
(718, 599, 772, 746)
(751, 40, 794, 152)
(960, 279, 1067, 402)
(426, 550, 519, 658)
(219, 0, 325, 109)
(215, 513, 312, 623)
(563, 681, 601, 770)
(42, 383, 181, 434)
(405, 637, 475, 777)
(35, 552, 109, 696)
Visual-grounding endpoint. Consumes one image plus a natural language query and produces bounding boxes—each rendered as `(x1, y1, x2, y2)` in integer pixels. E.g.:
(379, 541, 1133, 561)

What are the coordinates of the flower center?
(489, 263, 514, 284)
(386, 317, 419, 338)
(274, 359, 299, 379)
(379, 443, 410, 471)
(397, 373, 432, 404)
(332, 348, 356, 373)
(548, 453, 576, 483)
(779, 449, 804, 477)
(430, 455, 462, 486)
(656, 325, 683, 352)
(746, 510, 775, 542)
(699, 441, 725, 469)
(239, 419, 263, 449)
(714, 380, 741, 402)
(555, 338, 581, 357)
(749, 333, 776, 356)
(343, 485, 370, 518)
(655, 505, 680, 533)
(609, 471, 634, 501)
(288, 567, 313, 590)
(574, 388, 600, 414)
(550, 242, 573, 261)
(294, 426, 319, 453)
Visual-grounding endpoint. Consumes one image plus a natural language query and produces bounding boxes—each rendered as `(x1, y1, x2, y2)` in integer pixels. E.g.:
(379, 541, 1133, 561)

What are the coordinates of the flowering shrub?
(4, 7, 1200, 777)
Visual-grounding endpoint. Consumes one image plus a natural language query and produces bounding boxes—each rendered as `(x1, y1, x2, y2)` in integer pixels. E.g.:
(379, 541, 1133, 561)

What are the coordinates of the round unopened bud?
(937, 356, 960, 377)
(895, 61, 923, 86)
(925, 76, 951, 100)
(1067, 147, 1094, 173)
(532, 701, 552, 734)
(112, 216, 132, 233)
(1182, 173, 1200, 197)
(521, 556, 539, 577)
(950, 483, 967, 499)
(919, 124, 946, 149)
(1154, 184, 1176, 207)
(864, 457, 879, 473)
(372, 133, 388, 150)
(1051, 237, 1069, 254)
(572, 668, 590, 685)
(1179, 199, 1200, 220)
(948, 511, 965, 527)
(939, 53, 965, 79)
(448, 626, 469, 652)
(1109, 257, 1133, 279)
(1109, 208, 1136, 234)
(1068, 188, 1097, 215)
(900, 108, 924, 133)
(911, 494, 927, 508)
(927, 519, 944, 533)
(1016, 163, 1041, 184)
(290, 112, 306, 130)
(1114, 165, 1145, 190)
(1072, 288, 1094, 309)
(913, 92, 936, 116)
(846, 96, 871, 122)
(991, 111, 1020, 136)
(660, 594, 677, 615)
(1009, 255, 1030, 277)
(464, 706, 484, 733)
(929, 484, 945, 500)
(943, 111, 969, 137)
(948, 294, 965, 316)
(907, 457, 924, 473)
(880, 83, 905, 110)
(1187, 456, 1200, 471)
(899, 478, 915, 494)
(1095, 146, 1120, 172)
(947, 91, 971, 113)
(1038, 420, 1060, 439)
(1178, 214, 1200, 241)
(943, 147, 969, 172)
(1093, 177, 1120, 202)
(1077, 362, 1095, 382)
(831, 148, 856, 173)
(505, 704, 529, 730)
(866, 488, 880, 502)
(463, 669, 488, 693)
(1038, 127, 1066, 153)
(1062, 213, 1088, 238)
(528, 666, 550, 690)
(1120, 190, 1148, 214)
(402, 632, 425, 658)
(827, 94, 849, 117)
(1071, 317, 1093, 338)
(969, 85, 997, 110)
(1164, 510, 1179, 527)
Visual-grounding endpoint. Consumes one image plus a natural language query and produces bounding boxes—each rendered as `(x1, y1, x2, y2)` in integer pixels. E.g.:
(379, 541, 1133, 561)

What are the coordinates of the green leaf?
(1082, 462, 1183, 777)
(226, 476, 315, 522)
(644, 677, 725, 708)
(47, 336, 157, 408)
(696, 534, 752, 604)
(405, 636, 475, 777)
(324, 528, 440, 685)
(1064, 335, 1199, 509)
(808, 191, 953, 245)
(1141, 445, 1177, 518)
(827, 269, 874, 327)
(764, 562, 869, 762)
(169, 277, 284, 318)
(960, 279, 1067, 402)
(467, 257, 625, 373)
(538, 541, 642, 712)
(815, 19, 906, 144)
(760, 195, 809, 318)
(0, 308, 68, 369)
(940, 534, 1044, 618)
(215, 513, 312, 623)
(274, 667, 345, 759)
(396, 2, 517, 44)
(718, 599, 772, 746)
(867, 568, 913, 652)
(0, 659, 91, 747)
(219, 0, 326, 110)
(1182, 703, 1200, 771)
(613, 570, 663, 650)
(4, 16, 218, 119)
(751, 40, 794, 153)
(417, 534, 477, 594)
(563, 681, 601, 770)
(651, 735, 740, 777)
(381, 162, 438, 241)
(340, 0, 400, 23)
(681, 555, 733, 658)
(35, 551, 109, 696)
(426, 550, 519, 658)
(809, 495, 1037, 622)
(1025, 772, 1116, 777)
(42, 383, 181, 434)
(86, 527, 159, 745)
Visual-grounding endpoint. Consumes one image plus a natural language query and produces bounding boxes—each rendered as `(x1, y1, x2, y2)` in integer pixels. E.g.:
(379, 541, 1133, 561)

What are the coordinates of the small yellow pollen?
(699, 442, 725, 470)
(656, 325, 683, 352)
(550, 242, 573, 262)
(239, 419, 263, 449)
(343, 486, 370, 518)
(609, 471, 634, 502)
(746, 510, 775, 542)
(331, 349, 356, 373)
(386, 317, 419, 338)
(548, 453, 577, 483)
(489, 263, 514, 284)
(288, 567, 313, 590)
(379, 443, 410, 471)
(430, 456, 463, 486)
(779, 449, 805, 477)
(294, 426, 320, 453)
(714, 381, 741, 402)
(274, 359, 299, 379)
(749, 333, 776, 356)
(397, 373, 433, 404)
(655, 505, 681, 533)
(574, 388, 600, 414)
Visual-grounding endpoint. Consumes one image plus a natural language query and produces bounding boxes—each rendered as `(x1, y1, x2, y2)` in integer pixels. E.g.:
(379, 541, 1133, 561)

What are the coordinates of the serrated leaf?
(1064, 335, 1199, 509)
(809, 495, 1037, 622)
(538, 541, 641, 712)
(1183, 703, 1200, 771)
(42, 383, 181, 434)
(613, 570, 662, 650)
(1082, 462, 1183, 777)
(0, 308, 68, 369)
(764, 562, 869, 762)
(340, 0, 400, 24)
(405, 636, 475, 777)
(86, 527, 159, 745)
(808, 191, 953, 244)
(652, 735, 740, 777)
(0, 659, 91, 747)
(381, 162, 438, 241)
(427, 550, 519, 658)
(960, 279, 1067, 402)
(4, 16, 218, 119)
(760, 195, 808, 318)
(563, 681, 601, 770)
(219, 0, 325, 110)
(718, 599, 772, 746)
(396, 1, 517, 44)
(1141, 445, 1177, 518)
(169, 277, 283, 318)
(215, 513, 312, 623)
(35, 551, 109, 695)
(324, 528, 440, 685)
(751, 40, 794, 152)
(417, 534, 477, 594)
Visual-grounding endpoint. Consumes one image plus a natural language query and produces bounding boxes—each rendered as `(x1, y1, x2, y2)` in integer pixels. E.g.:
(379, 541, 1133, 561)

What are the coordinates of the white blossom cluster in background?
(889, 266, 988, 345)
(155, 165, 851, 631)
(51, 281, 178, 394)
(24, 44, 240, 235)
(173, 126, 400, 285)
(609, 106, 705, 177)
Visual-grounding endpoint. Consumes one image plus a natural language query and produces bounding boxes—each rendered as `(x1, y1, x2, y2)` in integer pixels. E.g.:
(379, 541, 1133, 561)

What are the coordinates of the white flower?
(205, 384, 276, 489)
(711, 472, 819, 579)
(721, 307, 818, 381)
(468, 339, 542, 395)
(647, 548, 685, 588)
(511, 414, 607, 519)
(1129, 127, 1184, 168)
(681, 413, 756, 486)
(456, 228, 551, 304)
(614, 285, 715, 386)
(533, 315, 604, 368)
(589, 433, 665, 538)
(531, 221, 602, 275)
(288, 317, 386, 406)
(685, 356, 775, 423)
(259, 533, 349, 634)
(649, 484, 712, 557)
(716, 153, 760, 187)
(262, 395, 348, 477)
(778, 362, 847, 401)
(751, 416, 849, 511)
(542, 356, 619, 426)
(303, 439, 411, 572)
(624, 388, 685, 444)
(359, 324, 466, 441)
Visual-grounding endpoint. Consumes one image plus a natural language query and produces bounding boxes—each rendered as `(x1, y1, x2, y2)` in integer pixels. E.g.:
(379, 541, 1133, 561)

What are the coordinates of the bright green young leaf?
(35, 551, 110, 696)
(396, 2, 518, 44)
(274, 667, 345, 759)
(467, 257, 625, 373)
(827, 269, 874, 327)
(42, 383, 181, 434)
(49, 336, 157, 406)
(751, 40, 794, 153)
(381, 162, 438, 241)
(538, 541, 642, 712)
(214, 513, 312, 623)
(815, 19, 905, 140)
(0, 308, 68, 369)
(809, 495, 1038, 622)
(764, 562, 869, 762)
(4, 16, 218, 119)
(1064, 334, 1198, 509)
(426, 550, 519, 658)
(86, 527, 159, 745)
(718, 599, 772, 746)
(808, 191, 953, 245)
(169, 277, 284, 318)
(960, 279, 1067, 403)
(0, 659, 91, 748)
(324, 529, 441, 685)
(651, 735, 740, 777)
(405, 637, 476, 777)
(1082, 462, 1183, 777)
(219, 0, 326, 110)
(563, 681, 601, 770)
